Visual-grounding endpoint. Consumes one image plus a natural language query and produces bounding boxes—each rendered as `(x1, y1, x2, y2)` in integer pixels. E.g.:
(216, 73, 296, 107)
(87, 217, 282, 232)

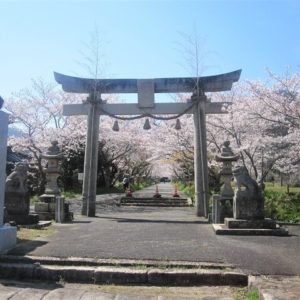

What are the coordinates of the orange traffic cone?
(173, 186, 180, 197)
(153, 184, 162, 198)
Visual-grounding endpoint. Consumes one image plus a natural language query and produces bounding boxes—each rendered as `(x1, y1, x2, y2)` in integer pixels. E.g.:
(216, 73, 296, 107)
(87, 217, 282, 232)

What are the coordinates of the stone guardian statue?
(232, 166, 264, 220)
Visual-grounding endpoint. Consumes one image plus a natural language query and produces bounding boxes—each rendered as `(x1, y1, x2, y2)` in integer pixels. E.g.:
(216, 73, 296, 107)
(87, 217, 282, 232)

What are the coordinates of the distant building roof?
(7, 147, 28, 163)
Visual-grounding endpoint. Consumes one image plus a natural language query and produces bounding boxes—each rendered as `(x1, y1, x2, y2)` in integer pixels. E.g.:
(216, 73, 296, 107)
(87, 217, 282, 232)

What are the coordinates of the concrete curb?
(212, 224, 289, 236)
(0, 255, 234, 269)
(0, 259, 248, 286)
(19, 221, 52, 229)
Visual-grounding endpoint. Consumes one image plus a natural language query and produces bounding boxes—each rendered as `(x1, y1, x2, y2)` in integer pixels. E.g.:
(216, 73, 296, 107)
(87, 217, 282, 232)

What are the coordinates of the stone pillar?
(81, 93, 100, 217)
(193, 99, 205, 217)
(55, 196, 65, 223)
(198, 95, 209, 217)
(81, 102, 94, 215)
(0, 109, 17, 253)
(87, 104, 99, 217)
(212, 194, 222, 223)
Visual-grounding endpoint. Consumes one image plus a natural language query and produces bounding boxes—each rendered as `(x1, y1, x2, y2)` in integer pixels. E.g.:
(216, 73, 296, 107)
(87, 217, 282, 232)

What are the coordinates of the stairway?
(120, 197, 192, 207)
(0, 255, 247, 286)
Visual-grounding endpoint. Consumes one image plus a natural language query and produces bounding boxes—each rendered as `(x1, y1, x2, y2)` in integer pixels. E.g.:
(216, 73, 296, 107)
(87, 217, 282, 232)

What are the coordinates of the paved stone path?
(10, 183, 300, 275)
(0, 279, 237, 299)
(6, 183, 300, 299)
(2, 277, 300, 300)
(249, 275, 300, 300)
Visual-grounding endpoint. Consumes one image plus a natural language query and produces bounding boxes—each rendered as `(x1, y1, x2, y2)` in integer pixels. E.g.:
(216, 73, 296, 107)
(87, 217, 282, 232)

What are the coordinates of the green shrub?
(264, 190, 300, 223)
(62, 189, 82, 199)
(176, 182, 194, 197)
(30, 195, 40, 204)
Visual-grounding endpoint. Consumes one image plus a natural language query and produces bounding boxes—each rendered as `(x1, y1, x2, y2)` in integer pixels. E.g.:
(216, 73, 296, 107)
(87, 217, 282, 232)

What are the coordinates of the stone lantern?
(212, 141, 239, 223)
(216, 141, 239, 199)
(42, 141, 63, 196)
(34, 141, 63, 220)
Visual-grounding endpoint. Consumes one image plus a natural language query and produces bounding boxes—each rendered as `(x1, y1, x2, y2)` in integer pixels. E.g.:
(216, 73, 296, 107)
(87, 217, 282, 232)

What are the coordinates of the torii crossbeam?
(55, 70, 241, 217)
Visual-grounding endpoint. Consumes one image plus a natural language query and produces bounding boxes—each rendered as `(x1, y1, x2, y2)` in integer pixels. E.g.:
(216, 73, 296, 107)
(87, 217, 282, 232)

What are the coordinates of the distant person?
(122, 177, 129, 191)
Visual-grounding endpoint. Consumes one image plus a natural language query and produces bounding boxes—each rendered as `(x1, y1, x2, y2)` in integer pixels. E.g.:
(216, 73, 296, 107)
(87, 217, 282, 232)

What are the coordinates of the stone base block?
(225, 218, 277, 229)
(39, 194, 56, 203)
(49, 202, 56, 212)
(34, 202, 49, 213)
(5, 192, 30, 215)
(212, 224, 289, 236)
(211, 195, 233, 224)
(36, 212, 55, 221)
(34, 200, 56, 221)
(6, 214, 39, 225)
(0, 225, 17, 254)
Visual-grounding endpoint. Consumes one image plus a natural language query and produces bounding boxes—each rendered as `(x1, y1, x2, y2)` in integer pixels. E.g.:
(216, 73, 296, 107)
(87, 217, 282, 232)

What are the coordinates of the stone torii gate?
(54, 70, 241, 217)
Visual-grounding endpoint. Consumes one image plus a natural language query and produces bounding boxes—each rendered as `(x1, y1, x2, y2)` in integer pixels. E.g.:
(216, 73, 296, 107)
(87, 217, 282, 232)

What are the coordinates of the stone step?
(0, 255, 247, 286)
(0, 255, 235, 269)
(120, 197, 191, 207)
(121, 200, 189, 204)
(121, 203, 190, 207)
(122, 197, 188, 201)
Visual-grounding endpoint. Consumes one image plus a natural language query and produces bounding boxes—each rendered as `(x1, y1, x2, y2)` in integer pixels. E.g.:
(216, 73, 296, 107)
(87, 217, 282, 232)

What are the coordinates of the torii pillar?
(81, 93, 100, 217)
(193, 92, 209, 216)
(54, 70, 241, 217)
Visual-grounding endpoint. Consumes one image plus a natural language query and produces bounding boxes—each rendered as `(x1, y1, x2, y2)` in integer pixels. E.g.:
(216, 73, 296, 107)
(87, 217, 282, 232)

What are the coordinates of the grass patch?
(135, 263, 148, 270)
(62, 190, 81, 199)
(17, 227, 56, 244)
(235, 288, 259, 300)
(245, 289, 260, 300)
(265, 182, 300, 194)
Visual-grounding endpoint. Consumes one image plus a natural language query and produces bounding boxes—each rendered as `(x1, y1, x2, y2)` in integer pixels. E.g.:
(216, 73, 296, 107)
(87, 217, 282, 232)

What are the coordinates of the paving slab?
(42, 287, 86, 300)
(115, 294, 157, 300)
(9, 288, 49, 300)
(249, 275, 300, 300)
(0, 286, 22, 300)
(0, 280, 238, 300)
(80, 291, 115, 300)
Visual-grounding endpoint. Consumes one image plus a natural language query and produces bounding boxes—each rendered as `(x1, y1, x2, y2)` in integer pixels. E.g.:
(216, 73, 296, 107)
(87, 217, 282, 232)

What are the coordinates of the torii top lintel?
(54, 70, 242, 94)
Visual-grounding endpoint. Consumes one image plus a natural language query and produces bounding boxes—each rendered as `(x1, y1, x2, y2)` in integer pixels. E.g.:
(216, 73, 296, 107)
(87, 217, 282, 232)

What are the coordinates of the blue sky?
(1, 0, 299, 99)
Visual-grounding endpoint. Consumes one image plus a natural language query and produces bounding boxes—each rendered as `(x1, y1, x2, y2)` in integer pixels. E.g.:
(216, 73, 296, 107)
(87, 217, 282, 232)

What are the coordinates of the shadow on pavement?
(94, 215, 208, 224)
(8, 240, 48, 256)
(70, 220, 92, 224)
(117, 219, 208, 224)
(1, 279, 63, 290)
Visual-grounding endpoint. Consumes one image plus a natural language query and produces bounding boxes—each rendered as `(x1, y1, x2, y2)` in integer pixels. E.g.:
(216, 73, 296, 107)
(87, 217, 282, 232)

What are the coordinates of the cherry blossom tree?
(5, 78, 84, 193)
(207, 70, 300, 185)
(6, 79, 155, 192)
